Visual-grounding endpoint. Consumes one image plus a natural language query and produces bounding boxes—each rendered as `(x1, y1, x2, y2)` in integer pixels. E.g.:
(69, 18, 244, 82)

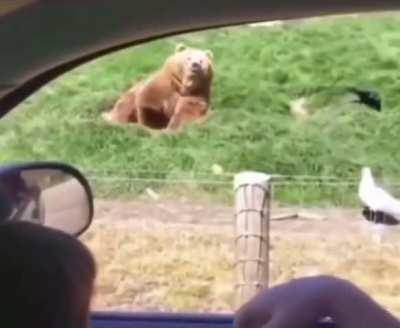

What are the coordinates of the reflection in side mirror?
(0, 162, 93, 236)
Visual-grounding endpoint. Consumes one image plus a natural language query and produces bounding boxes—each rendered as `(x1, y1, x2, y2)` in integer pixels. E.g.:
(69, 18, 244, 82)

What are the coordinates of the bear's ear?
(175, 43, 187, 53)
(205, 50, 214, 59)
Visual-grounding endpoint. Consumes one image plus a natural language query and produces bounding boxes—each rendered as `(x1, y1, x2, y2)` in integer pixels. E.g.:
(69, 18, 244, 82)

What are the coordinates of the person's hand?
(234, 275, 400, 328)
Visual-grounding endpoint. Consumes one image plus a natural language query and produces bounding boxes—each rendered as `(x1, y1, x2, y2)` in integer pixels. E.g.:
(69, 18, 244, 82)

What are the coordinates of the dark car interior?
(2, 1, 400, 327)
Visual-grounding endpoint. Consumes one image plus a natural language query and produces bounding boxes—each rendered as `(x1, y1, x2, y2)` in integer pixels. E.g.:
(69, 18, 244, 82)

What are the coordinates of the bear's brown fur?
(102, 44, 214, 131)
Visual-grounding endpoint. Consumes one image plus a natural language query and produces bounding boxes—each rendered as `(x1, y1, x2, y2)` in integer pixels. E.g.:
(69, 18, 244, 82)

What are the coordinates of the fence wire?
(83, 171, 400, 187)
(81, 167, 400, 207)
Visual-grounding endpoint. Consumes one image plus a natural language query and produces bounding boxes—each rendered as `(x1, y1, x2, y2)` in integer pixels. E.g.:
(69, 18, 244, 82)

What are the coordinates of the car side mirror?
(0, 161, 93, 236)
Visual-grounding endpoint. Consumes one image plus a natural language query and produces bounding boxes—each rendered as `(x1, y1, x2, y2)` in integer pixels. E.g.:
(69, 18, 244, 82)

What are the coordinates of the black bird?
(346, 87, 382, 112)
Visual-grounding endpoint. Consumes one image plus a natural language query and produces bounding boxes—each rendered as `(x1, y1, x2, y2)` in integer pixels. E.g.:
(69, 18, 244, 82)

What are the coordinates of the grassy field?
(2, 13, 400, 204)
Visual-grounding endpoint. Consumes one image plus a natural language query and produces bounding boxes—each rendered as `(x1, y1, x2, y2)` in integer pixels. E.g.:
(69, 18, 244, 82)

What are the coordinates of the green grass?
(2, 13, 400, 206)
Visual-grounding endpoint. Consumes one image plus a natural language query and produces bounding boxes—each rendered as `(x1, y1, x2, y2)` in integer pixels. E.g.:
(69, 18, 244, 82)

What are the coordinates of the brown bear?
(102, 44, 214, 131)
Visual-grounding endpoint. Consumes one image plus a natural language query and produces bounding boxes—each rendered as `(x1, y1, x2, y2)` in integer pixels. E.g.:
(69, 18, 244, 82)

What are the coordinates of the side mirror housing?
(0, 161, 93, 236)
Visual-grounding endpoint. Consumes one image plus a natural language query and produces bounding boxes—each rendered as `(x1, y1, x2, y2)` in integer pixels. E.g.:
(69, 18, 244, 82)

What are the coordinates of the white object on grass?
(211, 164, 224, 175)
(145, 188, 160, 201)
(289, 97, 311, 119)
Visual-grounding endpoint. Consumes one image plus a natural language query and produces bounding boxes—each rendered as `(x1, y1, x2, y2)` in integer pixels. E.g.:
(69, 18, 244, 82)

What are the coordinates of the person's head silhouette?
(0, 222, 96, 328)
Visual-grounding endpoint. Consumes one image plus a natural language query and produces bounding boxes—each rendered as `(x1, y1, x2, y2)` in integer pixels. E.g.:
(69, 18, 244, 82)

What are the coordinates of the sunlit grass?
(2, 14, 400, 205)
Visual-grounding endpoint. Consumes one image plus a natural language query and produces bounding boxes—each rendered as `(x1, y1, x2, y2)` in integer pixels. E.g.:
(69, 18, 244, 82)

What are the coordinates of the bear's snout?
(191, 62, 201, 71)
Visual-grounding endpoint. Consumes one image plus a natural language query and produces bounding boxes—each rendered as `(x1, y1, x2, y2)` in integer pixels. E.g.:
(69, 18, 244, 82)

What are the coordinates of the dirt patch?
(83, 198, 400, 314)
(94, 197, 231, 226)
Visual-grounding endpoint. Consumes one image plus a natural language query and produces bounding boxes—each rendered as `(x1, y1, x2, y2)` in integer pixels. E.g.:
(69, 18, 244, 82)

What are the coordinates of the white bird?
(358, 167, 400, 243)
(359, 167, 400, 218)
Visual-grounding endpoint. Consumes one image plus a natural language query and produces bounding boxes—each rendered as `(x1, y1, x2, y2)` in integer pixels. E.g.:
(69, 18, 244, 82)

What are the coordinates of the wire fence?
(77, 167, 400, 207)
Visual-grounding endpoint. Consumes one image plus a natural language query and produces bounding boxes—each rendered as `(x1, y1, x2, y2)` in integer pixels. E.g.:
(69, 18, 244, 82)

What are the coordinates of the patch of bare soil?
(83, 198, 400, 314)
